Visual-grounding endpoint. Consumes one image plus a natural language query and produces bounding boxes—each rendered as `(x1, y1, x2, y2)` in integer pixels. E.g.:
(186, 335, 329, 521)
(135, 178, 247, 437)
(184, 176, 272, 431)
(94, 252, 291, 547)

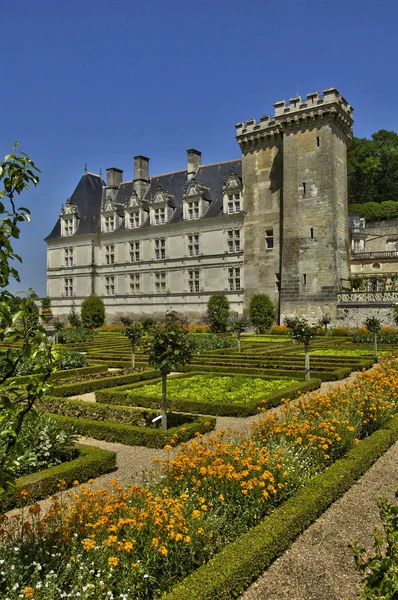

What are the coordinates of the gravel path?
(240, 439, 398, 600)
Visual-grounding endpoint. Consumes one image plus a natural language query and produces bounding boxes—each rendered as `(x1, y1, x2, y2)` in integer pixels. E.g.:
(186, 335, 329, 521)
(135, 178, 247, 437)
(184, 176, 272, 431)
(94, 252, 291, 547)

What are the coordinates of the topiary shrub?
(207, 295, 230, 333)
(81, 295, 105, 329)
(57, 328, 94, 344)
(249, 294, 276, 333)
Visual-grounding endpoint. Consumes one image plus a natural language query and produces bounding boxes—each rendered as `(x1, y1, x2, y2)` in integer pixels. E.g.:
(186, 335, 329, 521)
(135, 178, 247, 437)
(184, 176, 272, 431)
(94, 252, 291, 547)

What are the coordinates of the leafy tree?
(318, 314, 331, 337)
(348, 130, 398, 205)
(249, 294, 276, 333)
(229, 317, 248, 352)
(81, 295, 105, 329)
(121, 318, 143, 368)
(140, 316, 156, 334)
(284, 317, 317, 380)
(207, 294, 230, 333)
(0, 143, 56, 495)
(147, 312, 196, 429)
(68, 301, 81, 328)
(365, 316, 381, 361)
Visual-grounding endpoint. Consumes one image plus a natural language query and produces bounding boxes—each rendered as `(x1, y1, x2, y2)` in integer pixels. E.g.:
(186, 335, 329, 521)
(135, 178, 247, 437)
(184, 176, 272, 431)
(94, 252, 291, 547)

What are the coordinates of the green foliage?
(52, 318, 65, 332)
(318, 314, 331, 336)
(191, 334, 237, 351)
(365, 317, 381, 333)
(148, 312, 196, 375)
(140, 316, 156, 332)
(56, 350, 88, 371)
(68, 301, 81, 328)
(12, 349, 87, 376)
(130, 374, 299, 406)
(121, 318, 143, 368)
(163, 415, 398, 600)
(54, 369, 160, 398)
(350, 491, 398, 599)
(81, 295, 105, 329)
(348, 130, 398, 205)
(1, 408, 77, 478)
(0, 144, 57, 496)
(207, 294, 230, 333)
(284, 317, 317, 345)
(48, 411, 215, 449)
(249, 294, 276, 333)
(348, 200, 398, 221)
(229, 317, 249, 335)
(57, 327, 94, 344)
(0, 444, 117, 512)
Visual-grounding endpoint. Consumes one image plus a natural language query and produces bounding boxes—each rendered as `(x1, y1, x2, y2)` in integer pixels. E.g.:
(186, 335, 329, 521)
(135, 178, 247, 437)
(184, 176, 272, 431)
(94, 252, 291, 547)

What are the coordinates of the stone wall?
(336, 304, 395, 328)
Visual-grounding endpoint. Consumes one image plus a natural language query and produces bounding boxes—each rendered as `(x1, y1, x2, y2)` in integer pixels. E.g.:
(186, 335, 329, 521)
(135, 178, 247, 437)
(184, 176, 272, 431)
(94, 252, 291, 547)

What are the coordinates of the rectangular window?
(228, 267, 241, 291)
(188, 234, 200, 257)
(154, 207, 166, 225)
(302, 182, 306, 196)
(316, 136, 320, 147)
(129, 273, 140, 294)
(129, 213, 140, 229)
(155, 238, 166, 260)
(353, 239, 361, 253)
(105, 275, 115, 296)
(64, 247, 74, 267)
(64, 218, 74, 236)
(265, 229, 274, 249)
(227, 193, 241, 214)
(227, 229, 241, 253)
(187, 200, 200, 220)
(310, 227, 314, 239)
(155, 271, 166, 293)
(105, 216, 115, 232)
(129, 241, 140, 262)
(64, 278, 73, 297)
(303, 273, 307, 287)
(188, 270, 200, 293)
(105, 244, 115, 265)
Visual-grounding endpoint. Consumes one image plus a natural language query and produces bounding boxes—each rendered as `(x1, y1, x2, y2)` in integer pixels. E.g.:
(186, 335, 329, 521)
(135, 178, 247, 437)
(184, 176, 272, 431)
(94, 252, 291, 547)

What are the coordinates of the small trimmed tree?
(365, 316, 381, 361)
(207, 294, 230, 333)
(121, 318, 143, 368)
(249, 294, 276, 333)
(318, 314, 331, 337)
(147, 311, 196, 429)
(285, 317, 317, 380)
(229, 317, 248, 352)
(81, 295, 105, 329)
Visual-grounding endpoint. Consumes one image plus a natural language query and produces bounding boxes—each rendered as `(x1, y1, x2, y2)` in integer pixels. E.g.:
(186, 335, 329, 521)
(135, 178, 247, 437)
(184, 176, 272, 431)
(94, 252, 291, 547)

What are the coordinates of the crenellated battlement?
(236, 88, 353, 146)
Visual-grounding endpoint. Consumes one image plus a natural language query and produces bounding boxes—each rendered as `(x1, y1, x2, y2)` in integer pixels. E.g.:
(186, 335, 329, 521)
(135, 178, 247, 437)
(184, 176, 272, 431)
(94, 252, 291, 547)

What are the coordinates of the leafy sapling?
(147, 312, 196, 430)
(318, 313, 331, 337)
(121, 318, 143, 368)
(229, 317, 248, 352)
(365, 316, 381, 362)
(284, 317, 317, 380)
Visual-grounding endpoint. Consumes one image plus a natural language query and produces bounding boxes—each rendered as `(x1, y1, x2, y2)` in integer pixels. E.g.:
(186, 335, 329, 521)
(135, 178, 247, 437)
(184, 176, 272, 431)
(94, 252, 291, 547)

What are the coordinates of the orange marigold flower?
(23, 588, 34, 599)
(108, 556, 119, 567)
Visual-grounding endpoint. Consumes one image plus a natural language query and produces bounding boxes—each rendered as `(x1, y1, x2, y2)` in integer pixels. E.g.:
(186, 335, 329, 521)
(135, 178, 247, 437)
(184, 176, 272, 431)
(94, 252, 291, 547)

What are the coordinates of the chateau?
(46, 88, 355, 323)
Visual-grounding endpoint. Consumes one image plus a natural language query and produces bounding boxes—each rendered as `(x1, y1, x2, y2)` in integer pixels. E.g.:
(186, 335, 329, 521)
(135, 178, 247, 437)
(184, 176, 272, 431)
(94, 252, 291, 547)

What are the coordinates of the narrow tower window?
(316, 136, 320, 147)
(310, 227, 314, 239)
(303, 273, 307, 287)
(302, 182, 306, 196)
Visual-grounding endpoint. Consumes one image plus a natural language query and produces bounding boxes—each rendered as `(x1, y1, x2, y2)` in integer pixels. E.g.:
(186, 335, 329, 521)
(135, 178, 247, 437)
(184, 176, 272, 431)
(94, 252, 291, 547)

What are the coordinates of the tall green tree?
(0, 144, 56, 495)
(348, 130, 398, 205)
(207, 294, 230, 333)
(249, 294, 276, 333)
(147, 312, 196, 430)
(81, 295, 105, 329)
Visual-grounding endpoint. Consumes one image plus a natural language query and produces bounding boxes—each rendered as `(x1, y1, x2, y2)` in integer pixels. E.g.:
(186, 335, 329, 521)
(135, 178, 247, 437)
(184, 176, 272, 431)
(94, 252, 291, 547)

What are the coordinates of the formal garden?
(1, 147, 398, 599)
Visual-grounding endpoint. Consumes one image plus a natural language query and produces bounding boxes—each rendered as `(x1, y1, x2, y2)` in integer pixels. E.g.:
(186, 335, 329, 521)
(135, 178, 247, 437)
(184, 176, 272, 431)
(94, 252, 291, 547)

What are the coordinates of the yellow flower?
(82, 539, 96, 551)
(197, 527, 204, 535)
(108, 556, 119, 567)
(164, 444, 173, 451)
(23, 588, 34, 599)
(159, 546, 168, 556)
(219, 494, 225, 501)
(152, 537, 160, 549)
(184, 536, 191, 543)
(192, 510, 201, 519)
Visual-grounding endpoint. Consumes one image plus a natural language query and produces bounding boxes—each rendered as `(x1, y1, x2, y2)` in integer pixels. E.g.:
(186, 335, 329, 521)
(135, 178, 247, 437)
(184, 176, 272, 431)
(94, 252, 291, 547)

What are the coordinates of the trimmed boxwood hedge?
(48, 412, 216, 448)
(96, 375, 322, 417)
(163, 413, 398, 600)
(0, 443, 116, 513)
(52, 369, 160, 396)
(10, 365, 107, 386)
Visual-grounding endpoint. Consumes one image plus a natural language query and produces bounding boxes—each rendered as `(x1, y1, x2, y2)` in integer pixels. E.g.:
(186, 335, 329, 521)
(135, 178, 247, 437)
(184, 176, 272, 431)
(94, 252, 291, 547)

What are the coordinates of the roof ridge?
(85, 171, 102, 178)
(151, 159, 241, 179)
(151, 168, 186, 178)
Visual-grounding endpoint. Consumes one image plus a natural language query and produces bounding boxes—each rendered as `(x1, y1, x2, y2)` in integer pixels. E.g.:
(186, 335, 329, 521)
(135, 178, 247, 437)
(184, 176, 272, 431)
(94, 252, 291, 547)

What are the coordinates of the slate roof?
(45, 160, 242, 240)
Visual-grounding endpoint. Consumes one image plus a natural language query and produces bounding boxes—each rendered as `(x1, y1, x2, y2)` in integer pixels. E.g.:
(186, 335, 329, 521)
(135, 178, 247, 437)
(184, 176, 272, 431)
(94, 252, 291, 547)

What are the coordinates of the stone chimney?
(133, 156, 150, 199)
(187, 149, 201, 181)
(106, 167, 123, 189)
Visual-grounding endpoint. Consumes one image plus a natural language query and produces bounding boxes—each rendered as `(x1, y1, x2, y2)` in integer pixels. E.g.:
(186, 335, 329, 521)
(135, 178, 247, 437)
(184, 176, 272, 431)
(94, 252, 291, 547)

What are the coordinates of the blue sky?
(2, 0, 397, 296)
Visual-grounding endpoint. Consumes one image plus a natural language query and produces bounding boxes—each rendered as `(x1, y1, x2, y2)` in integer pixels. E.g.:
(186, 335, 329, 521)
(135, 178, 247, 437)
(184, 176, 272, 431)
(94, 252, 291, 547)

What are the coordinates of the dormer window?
(101, 198, 118, 233)
(105, 216, 115, 232)
(128, 213, 140, 229)
(150, 186, 174, 226)
(223, 173, 243, 215)
(187, 200, 200, 220)
(182, 180, 210, 221)
(227, 193, 241, 214)
(125, 191, 147, 230)
(60, 199, 79, 237)
(154, 207, 166, 225)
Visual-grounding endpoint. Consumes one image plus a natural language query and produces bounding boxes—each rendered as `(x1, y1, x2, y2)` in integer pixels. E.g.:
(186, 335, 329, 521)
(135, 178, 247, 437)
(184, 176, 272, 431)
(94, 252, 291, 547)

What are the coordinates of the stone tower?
(236, 88, 353, 322)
